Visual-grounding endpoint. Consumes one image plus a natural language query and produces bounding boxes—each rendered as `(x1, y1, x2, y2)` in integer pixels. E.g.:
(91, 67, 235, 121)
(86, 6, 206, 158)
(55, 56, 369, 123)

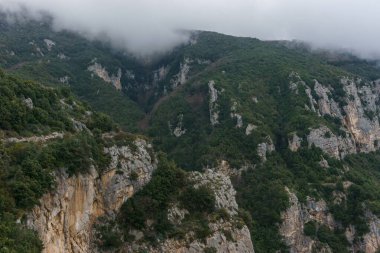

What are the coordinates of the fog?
(0, 0, 379, 58)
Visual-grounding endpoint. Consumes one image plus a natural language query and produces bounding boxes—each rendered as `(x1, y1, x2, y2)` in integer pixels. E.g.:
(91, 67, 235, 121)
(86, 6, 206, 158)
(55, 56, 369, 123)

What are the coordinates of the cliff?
(27, 139, 156, 253)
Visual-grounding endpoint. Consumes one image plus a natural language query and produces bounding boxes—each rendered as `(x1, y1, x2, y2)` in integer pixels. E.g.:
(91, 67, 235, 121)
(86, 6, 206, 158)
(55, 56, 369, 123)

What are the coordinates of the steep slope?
(2, 15, 380, 253)
(0, 71, 252, 253)
(0, 70, 152, 251)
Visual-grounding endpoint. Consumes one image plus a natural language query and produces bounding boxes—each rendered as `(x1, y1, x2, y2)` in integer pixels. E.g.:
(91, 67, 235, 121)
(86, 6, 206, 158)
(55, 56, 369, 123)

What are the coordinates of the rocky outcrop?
(168, 113, 187, 137)
(59, 76, 70, 84)
(44, 39, 56, 51)
(154, 221, 253, 253)
(171, 58, 191, 88)
(126, 168, 254, 253)
(314, 81, 343, 119)
(23, 97, 34, 109)
(341, 77, 380, 153)
(293, 73, 380, 158)
(307, 126, 356, 159)
(257, 136, 275, 162)
(57, 53, 69, 60)
(209, 80, 220, 126)
(157, 169, 254, 253)
(289, 133, 302, 152)
(88, 62, 122, 90)
(27, 139, 156, 253)
(153, 66, 169, 84)
(362, 211, 380, 253)
(280, 188, 334, 253)
(230, 101, 243, 128)
(245, 124, 257, 136)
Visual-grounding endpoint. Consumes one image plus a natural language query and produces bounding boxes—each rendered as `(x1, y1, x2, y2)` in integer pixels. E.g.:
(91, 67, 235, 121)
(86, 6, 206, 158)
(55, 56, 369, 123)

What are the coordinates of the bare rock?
(307, 126, 356, 159)
(44, 39, 56, 51)
(246, 124, 257, 136)
(23, 97, 34, 109)
(280, 188, 333, 253)
(257, 136, 275, 162)
(88, 62, 122, 90)
(209, 80, 220, 126)
(27, 139, 156, 253)
(289, 133, 302, 152)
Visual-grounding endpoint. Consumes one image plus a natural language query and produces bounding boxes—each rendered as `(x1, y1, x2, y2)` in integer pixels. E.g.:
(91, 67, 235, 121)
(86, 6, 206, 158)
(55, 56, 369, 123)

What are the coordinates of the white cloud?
(0, 0, 379, 58)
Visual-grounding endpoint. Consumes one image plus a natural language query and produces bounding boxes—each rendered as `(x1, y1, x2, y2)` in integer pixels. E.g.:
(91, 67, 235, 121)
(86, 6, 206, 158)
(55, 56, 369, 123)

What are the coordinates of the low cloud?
(0, 0, 379, 58)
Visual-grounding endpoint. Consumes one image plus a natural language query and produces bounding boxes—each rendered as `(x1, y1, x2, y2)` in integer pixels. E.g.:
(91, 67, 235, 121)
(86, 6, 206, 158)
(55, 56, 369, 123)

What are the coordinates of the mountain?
(1, 16, 380, 253)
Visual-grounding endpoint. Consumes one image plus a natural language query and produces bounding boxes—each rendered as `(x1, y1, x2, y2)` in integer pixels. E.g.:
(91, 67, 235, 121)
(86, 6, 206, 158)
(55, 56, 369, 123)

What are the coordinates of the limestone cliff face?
(280, 188, 380, 253)
(88, 62, 122, 90)
(362, 211, 380, 253)
(307, 126, 356, 159)
(280, 188, 334, 253)
(126, 169, 255, 253)
(289, 73, 380, 158)
(341, 78, 380, 153)
(27, 139, 156, 253)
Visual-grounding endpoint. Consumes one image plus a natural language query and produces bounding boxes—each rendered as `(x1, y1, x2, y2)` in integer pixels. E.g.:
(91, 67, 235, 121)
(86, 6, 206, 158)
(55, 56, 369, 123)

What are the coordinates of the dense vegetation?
(95, 154, 221, 250)
(2, 16, 380, 253)
(0, 72, 116, 252)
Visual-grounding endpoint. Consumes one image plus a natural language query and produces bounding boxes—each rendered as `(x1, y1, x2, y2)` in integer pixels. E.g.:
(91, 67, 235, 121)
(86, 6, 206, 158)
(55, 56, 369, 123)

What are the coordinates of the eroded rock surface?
(307, 126, 356, 159)
(257, 136, 275, 162)
(280, 188, 333, 253)
(209, 80, 220, 125)
(88, 62, 122, 90)
(27, 139, 156, 253)
(126, 168, 254, 253)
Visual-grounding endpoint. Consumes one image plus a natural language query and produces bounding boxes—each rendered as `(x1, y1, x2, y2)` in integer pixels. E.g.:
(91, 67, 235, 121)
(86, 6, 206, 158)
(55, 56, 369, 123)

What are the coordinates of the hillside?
(2, 16, 380, 253)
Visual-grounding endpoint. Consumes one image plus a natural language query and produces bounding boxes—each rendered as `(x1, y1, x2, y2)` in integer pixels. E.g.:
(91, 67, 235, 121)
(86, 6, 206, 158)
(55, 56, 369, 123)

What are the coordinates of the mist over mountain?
(2, 2, 380, 252)
(0, 0, 379, 58)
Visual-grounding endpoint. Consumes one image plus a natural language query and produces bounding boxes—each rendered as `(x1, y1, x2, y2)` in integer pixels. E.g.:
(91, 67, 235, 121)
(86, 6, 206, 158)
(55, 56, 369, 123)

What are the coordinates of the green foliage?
(52, 133, 110, 175)
(180, 185, 215, 214)
(204, 247, 217, 253)
(235, 155, 290, 252)
(0, 69, 122, 252)
(0, 213, 42, 253)
(93, 218, 123, 250)
(0, 74, 74, 135)
(119, 154, 187, 235)
(304, 221, 349, 253)
(3, 19, 380, 253)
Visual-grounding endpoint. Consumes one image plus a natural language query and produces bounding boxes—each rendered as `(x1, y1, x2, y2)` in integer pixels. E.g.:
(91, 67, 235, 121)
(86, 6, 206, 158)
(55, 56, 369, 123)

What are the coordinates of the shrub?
(180, 185, 215, 214)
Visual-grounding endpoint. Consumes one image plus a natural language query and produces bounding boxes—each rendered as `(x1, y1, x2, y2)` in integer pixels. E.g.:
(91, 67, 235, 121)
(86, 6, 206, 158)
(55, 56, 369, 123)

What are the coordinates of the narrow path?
(4, 132, 64, 143)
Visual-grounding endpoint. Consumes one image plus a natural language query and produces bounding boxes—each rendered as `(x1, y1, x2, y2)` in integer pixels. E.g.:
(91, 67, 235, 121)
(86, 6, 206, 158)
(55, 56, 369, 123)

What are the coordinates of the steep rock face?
(171, 58, 191, 88)
(158, 169, 254, 253)
(289, 73, 380, 158)
(362, 211, 380, 253)
(27, 139, 156, 253)
(168, 113, 187, 137)
(289, 133, 302, 152)
(280, 188, 380, 253)
(341, 78, 380, 153)
(257, 136, 275, 162)
(127, 169, 254, 253)
(307, 126, 356, 159)
(230, 101, 243, 128)
(88, 62, 122, 90)
(209, 80, 220, 125)
(314, 80, 343, 119)
(245, 123, 257, 136)
(280, 188, 334, 253)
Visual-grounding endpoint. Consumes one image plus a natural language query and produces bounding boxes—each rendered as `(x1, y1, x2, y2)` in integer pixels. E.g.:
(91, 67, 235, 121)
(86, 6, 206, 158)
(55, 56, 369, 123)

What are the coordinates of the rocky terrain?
(2, 16, 380, 253)
(121, 168, 254, 253)
(27, 139, 156, 253)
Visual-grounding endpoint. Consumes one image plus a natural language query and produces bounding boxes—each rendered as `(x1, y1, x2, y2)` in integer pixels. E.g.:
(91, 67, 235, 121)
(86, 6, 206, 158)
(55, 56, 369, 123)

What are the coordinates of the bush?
(180, 185, 215, 214)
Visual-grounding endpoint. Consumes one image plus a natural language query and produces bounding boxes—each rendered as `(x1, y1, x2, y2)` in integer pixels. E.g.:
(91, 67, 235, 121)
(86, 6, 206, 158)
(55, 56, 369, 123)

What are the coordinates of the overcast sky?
(0, 0, 379, 58)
